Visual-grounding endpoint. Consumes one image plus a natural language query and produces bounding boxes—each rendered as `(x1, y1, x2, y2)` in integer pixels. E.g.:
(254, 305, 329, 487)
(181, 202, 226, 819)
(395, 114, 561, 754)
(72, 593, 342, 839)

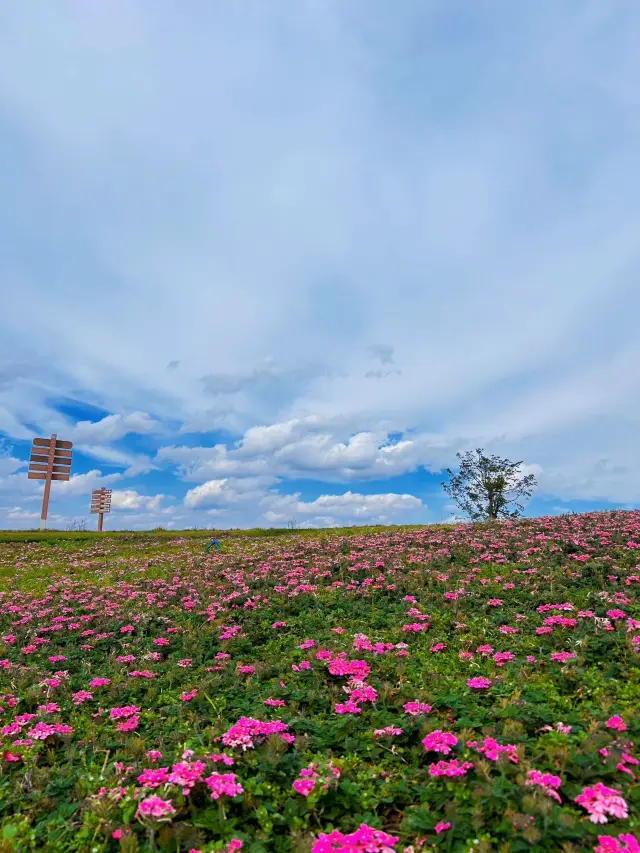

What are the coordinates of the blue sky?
(1, 1, 640, 530)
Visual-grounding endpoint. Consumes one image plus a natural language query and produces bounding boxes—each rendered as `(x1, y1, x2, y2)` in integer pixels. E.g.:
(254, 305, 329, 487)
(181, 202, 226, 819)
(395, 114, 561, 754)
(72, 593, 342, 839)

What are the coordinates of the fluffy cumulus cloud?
(110, 490, 165, 512)
(1, 2, 640, 527)
(71, 412, 159, 444)
(262, 491, 424, 525)
(159, 420, 459, 485)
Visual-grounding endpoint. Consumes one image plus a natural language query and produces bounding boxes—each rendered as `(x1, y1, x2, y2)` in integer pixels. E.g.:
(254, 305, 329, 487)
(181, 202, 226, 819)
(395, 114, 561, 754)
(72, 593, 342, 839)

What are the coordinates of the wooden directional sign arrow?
(27, 435, 73, 529)
(90, 488, 112, 531)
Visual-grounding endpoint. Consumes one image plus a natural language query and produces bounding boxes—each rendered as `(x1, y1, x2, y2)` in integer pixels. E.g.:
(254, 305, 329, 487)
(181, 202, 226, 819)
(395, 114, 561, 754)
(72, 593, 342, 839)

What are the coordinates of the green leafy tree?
(442, 448, 537, 521)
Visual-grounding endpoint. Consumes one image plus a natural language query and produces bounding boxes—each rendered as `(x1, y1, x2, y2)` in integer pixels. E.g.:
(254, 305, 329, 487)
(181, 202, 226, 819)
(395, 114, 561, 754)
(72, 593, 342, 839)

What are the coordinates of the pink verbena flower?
(594, 835, 640, 853)
(72, 690, 93, 706)
(335, 701, 362, 715)
(475, 737, 519, 764)
(434, 821, 451, 834)
(312, 823, 399, 853)
(526, 770, 562, 802)
(551, 651, 577, 662)
(221, 717, 290, 750)
(467, 677, 492, 689)
(422, 730, 458, 755)
(328, 659, 370, 679)
(374, 726, 403, 738)
(293, 777, 316, 796)
(606, 715, 628, 732)
(110, 705, 141, 720)
(136, 795, 176, 821)
(89, 677, 111, 688)
(429, 759, 473, 777)
(204, 772, 243, 799)
(575, 782, 629, 824)
(403, 701, 432, 716)
(138, 767, 170, 788)
(168, 760, 207, 794)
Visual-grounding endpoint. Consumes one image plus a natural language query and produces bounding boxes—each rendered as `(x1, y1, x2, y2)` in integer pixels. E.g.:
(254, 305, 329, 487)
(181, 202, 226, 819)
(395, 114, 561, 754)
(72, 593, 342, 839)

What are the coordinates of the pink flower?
(526, 770, 562, 802)
(204, 772, 244, 799)
(434, 822, 451, 834)
(328, 659, 370, 679)
(373, 726, 403, 738)
(422, 730, 458, 755)
(293, 777, 316, 796)
(403, 701, 432, 716)
(575, 783, 629, 824)
(180, 689, 198, 702)
(594, 836, 640, 853)
(138, 767, 170, 788)
(72, 690, 93, 706)
(168, 760, 207, 794)
(606, 715, 627, 732)
(312, 823, 399, 853)
(110, 705, 140, 720)
(136, 795, 176, 821)
(551, 651, 577, 662)
(335, 701, 362, 715)
(89, 678, 111, 688)
(467, 677, 492, 689)
(429, 759, 473, 777)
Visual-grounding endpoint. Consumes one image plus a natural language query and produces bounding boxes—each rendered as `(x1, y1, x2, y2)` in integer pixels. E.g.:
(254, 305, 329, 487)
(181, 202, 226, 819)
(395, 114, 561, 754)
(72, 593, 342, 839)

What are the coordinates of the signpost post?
(27, 435, 73, 529)
(90, 488, 112, 532)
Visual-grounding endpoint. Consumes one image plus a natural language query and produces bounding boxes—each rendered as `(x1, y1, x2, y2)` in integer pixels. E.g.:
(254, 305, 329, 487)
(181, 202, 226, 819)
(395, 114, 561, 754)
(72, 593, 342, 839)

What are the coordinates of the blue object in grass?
(205, 538, 221, 552)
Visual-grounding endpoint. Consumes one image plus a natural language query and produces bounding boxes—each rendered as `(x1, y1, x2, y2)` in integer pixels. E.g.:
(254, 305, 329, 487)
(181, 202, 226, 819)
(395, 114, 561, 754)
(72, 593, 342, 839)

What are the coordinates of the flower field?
(0, 511, 639, 853)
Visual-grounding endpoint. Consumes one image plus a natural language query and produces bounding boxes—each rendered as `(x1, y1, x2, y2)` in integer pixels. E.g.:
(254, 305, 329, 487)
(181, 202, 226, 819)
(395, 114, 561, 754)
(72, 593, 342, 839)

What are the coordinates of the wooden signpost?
(27, 434, 73, 529)
(90, 487, 112, 532)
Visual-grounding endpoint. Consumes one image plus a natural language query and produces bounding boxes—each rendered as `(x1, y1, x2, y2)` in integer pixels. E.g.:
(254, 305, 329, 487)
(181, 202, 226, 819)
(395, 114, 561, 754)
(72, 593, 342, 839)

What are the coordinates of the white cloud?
(262, 490, 424, 525)
(0, 455, 25, 478)
(71, 412, 159, 443)
(184, 477, 277, 509)
(55, 470, 123, 497)
(5, 507, 41, 520)
(110, 490, 168, 511)
(160, 423, 458, 484)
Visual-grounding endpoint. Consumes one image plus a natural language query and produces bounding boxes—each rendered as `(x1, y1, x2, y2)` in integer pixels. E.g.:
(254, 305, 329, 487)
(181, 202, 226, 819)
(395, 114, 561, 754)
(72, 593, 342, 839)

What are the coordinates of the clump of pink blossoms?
(403, 701, 432, 716)
(575, 783, 629, 824)
(606, 715, 627, 732)
(526, 770, 562, 802)
(204, 772, 243, 800)
(422, 730, 458, 755)
(312, 823, 399, 853)
(467, 677, 492, 689)
(292, 761, 340, 797)
(221, 717, 292, 751)
(594, 834, 640, 853)
(429, 759, 473, 777)
(136, 796, 176, 821)
(328, 658, 370, 679)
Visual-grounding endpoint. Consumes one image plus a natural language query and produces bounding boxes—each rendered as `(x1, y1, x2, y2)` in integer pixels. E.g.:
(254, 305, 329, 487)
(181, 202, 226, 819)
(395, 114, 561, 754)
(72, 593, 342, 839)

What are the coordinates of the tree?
(441, 448, 537, 522)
